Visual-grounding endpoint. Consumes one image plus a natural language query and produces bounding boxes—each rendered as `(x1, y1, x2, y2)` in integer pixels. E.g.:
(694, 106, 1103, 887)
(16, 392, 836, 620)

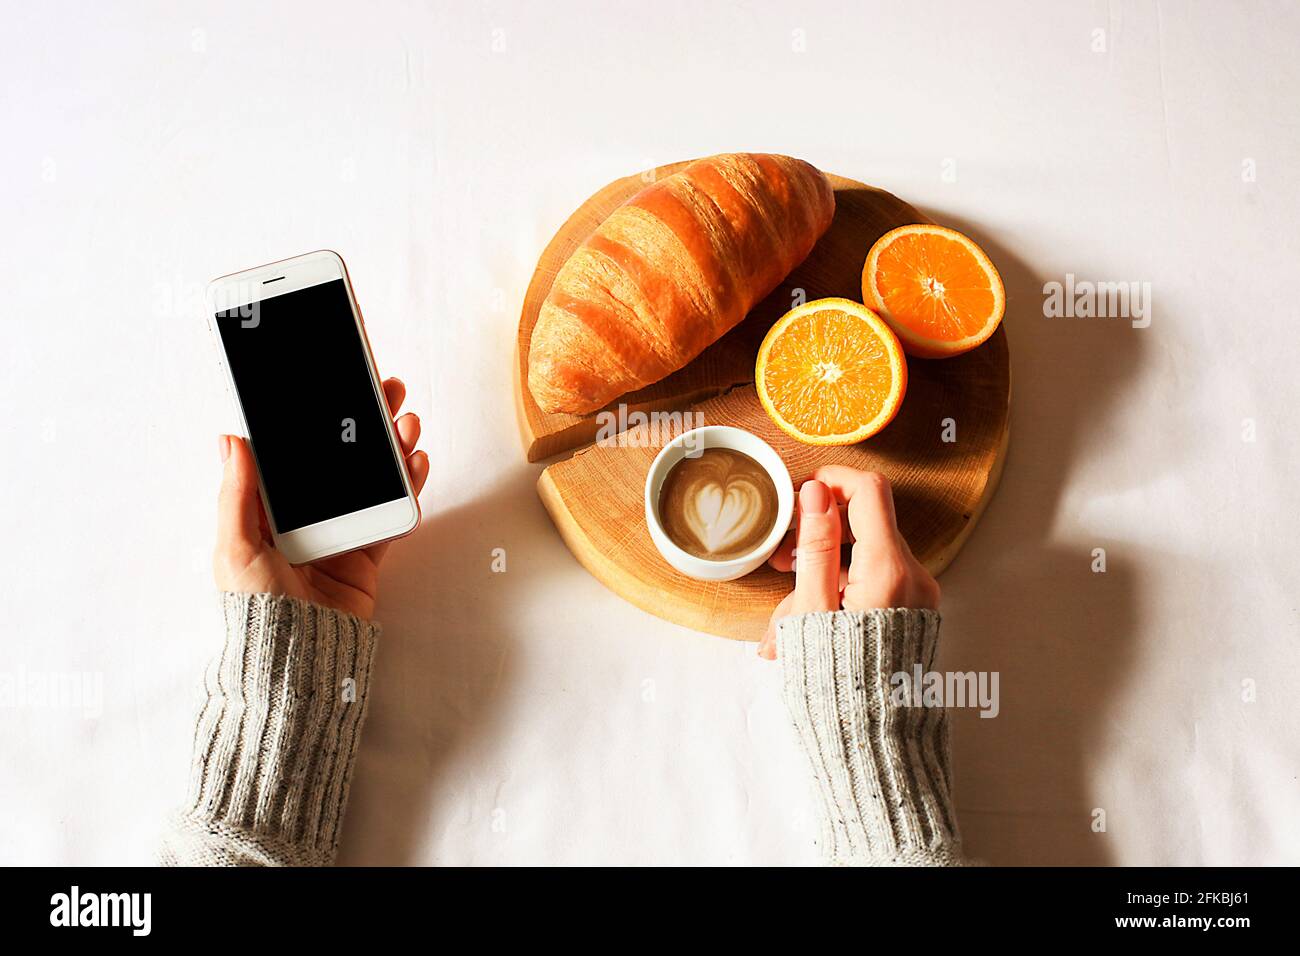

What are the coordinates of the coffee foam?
(658, 448, 779, 561)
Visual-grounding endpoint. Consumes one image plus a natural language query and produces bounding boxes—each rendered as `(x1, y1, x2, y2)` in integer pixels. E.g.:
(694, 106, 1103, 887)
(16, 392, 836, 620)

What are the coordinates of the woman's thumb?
(790, 479, 842, 614)
(216, 435, 263, 555)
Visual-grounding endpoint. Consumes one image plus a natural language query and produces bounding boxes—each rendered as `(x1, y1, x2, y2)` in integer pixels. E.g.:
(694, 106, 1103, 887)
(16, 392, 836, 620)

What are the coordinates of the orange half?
(862, 224, 1005, 358)
(755, 298, 907, 446)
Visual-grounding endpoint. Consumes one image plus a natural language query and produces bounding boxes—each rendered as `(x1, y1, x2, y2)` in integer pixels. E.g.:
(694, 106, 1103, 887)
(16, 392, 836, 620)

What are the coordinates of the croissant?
(528, 153, 835, 415)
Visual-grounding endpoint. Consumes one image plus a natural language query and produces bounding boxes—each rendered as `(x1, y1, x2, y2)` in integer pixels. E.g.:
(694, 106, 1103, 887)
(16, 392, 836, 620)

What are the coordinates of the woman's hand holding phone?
(759, 466, 940, 659)
(214, 376, 429, 621)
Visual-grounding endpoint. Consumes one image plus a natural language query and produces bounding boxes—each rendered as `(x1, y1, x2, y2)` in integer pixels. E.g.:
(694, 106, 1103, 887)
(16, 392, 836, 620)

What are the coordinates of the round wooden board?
(517, 161, 1010, 641)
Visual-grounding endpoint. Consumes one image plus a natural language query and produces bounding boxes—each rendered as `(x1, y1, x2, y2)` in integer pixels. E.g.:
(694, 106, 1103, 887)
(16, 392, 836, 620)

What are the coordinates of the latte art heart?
(686, 479, 768, 555)
(658, 448, 780, 561)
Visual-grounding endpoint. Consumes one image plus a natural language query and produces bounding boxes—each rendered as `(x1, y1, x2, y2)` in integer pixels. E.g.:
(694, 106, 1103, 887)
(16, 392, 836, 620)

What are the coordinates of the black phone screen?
(214, 279, 407, 534)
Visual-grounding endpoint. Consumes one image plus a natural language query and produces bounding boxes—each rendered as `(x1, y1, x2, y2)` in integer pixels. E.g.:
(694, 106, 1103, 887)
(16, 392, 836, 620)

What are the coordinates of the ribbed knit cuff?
(777, 609, 965, 866)
(159, 592, 379, 866)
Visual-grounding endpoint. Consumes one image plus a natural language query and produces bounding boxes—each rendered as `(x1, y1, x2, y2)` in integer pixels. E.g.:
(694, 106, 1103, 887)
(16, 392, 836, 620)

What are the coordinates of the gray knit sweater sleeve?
(776, 608, 966, 866)
(159, 592, 378, 867)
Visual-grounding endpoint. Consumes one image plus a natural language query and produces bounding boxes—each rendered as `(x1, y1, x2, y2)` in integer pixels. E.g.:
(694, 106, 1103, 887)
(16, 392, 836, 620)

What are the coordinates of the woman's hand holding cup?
(759, 465, 940, 659)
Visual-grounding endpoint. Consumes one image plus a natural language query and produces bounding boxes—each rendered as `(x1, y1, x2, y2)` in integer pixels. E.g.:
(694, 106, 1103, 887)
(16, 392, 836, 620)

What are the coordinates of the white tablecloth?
(2, 0, 1297, 865)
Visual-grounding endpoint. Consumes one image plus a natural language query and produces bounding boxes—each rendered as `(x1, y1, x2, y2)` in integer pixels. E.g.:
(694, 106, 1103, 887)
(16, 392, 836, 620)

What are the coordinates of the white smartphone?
(205, 250, 420, 564)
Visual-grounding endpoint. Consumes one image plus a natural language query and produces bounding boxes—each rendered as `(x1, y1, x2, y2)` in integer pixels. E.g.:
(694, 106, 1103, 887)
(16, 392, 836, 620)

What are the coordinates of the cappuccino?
(658, 448, 779, 561)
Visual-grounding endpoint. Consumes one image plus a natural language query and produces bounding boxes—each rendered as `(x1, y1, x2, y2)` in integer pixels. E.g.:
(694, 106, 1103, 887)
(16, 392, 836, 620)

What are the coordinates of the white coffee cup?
(644, 425, 795, 581)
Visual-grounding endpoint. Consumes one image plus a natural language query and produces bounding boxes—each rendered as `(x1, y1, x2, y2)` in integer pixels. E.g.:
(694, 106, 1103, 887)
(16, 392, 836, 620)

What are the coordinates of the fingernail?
(219, 435, 231, 463)
(800, 479, 832, 514)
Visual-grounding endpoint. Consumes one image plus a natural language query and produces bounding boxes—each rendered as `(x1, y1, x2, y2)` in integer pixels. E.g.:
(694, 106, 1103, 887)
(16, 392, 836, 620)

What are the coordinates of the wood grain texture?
(518, 162, 1011, 641)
